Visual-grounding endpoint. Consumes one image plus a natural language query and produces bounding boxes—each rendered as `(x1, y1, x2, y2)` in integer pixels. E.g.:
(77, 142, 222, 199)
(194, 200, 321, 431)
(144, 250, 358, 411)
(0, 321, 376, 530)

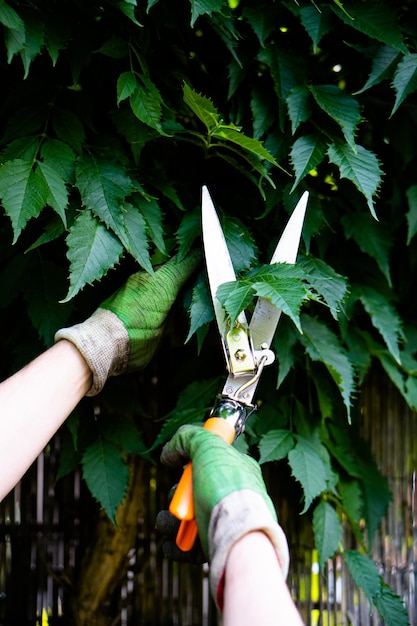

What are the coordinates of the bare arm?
(0, 340, 91, 501)
(223, 531, 304, 626)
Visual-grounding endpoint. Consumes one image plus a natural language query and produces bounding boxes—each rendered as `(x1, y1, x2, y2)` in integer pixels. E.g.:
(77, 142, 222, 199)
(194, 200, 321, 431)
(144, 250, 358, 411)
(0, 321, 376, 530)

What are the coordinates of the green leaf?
(75, 155, 134, 247)
(299, 5, 332, 53)
(134, 194, 166, 254)
(82, 437, 129, 524)
(341, 211, 392, 285)
(391, 53, 417, 117)
(4, 24, 25, 63)
(117, 71, 138, 104)
(62, 209, 123, 301)
(40, 139, 76, 183)
(299, 255, 349, 320)
(301, 314, 355, 420)
(242, 5, 276, 47)
(189, 0, 223, 27)
(310, 85, 361, 150)
(183, 82, 220, 132)
(186, 276, 214, 343)
(288, 435, 330, 512)
(214, 125, 277, 166)
(37, 160, 68, 226)
(130, 76, 165, 133)
(259, 429, 295, 464)
(290, 134, 328, 191)
(344, 550, 382, 605)
(355, 45, 401, 95)
(222, 218, 258, 272)
(0, 159, 48, 242)
(121, 202, 153, 273)
(405, 185, 417, 244)
(274, 318, 300, 388)
(19, 11, 44, 78)
(374, 582, 410, 626)
(312, 501, 342, 569)
(0, 0, 24, 31)
(331, 3, 408, 54)
(327, 142, 382, 219)
(358, 285, 403, 364)
(286, 85, 312, 135)
(216, 280, 255, 327)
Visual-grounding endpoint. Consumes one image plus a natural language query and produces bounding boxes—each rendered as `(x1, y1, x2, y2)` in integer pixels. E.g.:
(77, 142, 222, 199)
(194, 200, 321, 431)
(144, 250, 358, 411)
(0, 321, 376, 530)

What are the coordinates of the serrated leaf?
(134, 194, 166, 254)
(4, 25, 25, 63)
(130, 77, 165, 133)
(250, 86, 276, 140)
(331, 3, 408, 54)
(40, 139, 76, 183)
(358, 285, 403, 364)
(222, 218, 258, 272)
(301, 314, 355, 420)
(286, 85, 312, 135)
(405, 185, 417, 244)
(75, 155, 133, 248)
(117, 71, 138, 105)
(299, 256, 348, 320)
(274, 317, 300, 387)
(374, 583, 410, 626)
(357, 454, 391, 545)
(344, 550, 382, 605)
(177, 209, 200, 260)
(0, 159, 48, 242)
(216, 280, 255, 327)
(391, 53, 417, 117)
(37, 160, 68, 226)
(97, 35, 128, 59)
(82, 437, 129, 524)
(299, 5, 332, 53)
(310, 85, 361, 150)
(0, 0, 24, 31)
(1, 136, 39, 162)
(19, 11, 44, 78)
(62, 209, 123, 301)
(183, 82, 220, 132)
(327, 142, 382, 219)
(259, 429, 295, 464)
(121, 202, 153, 273)
(288, 435, 329, 512)
(190, 0, 223, 27)
(290, 134, 328, 191)
(355, 45, 401, 95)
(341, 211, 392, 285)
(214, 126, 277, 166)
(242, 5, 276, 47)
(186, 277, 215, 342)
(313, 501, 342, 569)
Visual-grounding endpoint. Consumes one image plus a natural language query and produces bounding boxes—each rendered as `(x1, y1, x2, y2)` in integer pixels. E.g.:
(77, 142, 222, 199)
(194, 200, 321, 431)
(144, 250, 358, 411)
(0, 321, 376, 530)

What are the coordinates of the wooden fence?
(1, 368, 416, 625)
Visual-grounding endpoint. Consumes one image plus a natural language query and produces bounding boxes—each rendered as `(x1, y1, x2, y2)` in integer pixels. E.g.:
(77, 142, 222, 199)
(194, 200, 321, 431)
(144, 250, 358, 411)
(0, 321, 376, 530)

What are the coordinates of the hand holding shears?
(169, 186, 309, 551)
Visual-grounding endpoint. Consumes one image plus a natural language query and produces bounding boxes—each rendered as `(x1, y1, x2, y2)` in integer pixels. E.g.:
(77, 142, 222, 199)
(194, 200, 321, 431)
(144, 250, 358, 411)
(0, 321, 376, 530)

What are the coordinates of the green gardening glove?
(160, 424, 290, 608)
(55, 251, 200, 395)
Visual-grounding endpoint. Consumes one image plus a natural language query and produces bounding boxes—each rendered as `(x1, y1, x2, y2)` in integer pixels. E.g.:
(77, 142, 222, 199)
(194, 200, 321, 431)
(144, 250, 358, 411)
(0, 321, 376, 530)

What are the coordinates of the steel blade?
(250, 191, 309, 351)
(202, 186, 248, 339)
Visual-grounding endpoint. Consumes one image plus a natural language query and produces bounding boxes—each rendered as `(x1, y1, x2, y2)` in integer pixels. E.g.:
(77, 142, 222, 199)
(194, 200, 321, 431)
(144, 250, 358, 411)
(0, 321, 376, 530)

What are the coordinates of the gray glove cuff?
(54, 308, 129, 396)
(208, 489, 290, 608)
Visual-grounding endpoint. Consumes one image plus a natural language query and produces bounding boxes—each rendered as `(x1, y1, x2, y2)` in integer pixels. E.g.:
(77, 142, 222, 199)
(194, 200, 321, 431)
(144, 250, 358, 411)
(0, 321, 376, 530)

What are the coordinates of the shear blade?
(202, 185, 248, 338)
(250, 191, 309, 351)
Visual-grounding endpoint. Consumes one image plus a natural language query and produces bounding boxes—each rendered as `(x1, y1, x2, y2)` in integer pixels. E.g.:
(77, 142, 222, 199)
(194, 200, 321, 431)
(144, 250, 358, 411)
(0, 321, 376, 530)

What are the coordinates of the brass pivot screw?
(234, 349, 247, 361)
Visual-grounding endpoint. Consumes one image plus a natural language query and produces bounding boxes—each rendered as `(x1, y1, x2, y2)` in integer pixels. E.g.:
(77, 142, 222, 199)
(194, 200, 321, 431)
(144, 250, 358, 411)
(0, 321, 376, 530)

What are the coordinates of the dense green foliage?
(1, 0, 416, 622)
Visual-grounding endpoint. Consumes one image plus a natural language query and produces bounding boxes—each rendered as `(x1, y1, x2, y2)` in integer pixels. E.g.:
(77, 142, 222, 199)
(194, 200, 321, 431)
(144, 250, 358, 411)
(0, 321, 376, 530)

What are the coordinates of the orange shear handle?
(169, 417, 236, 551)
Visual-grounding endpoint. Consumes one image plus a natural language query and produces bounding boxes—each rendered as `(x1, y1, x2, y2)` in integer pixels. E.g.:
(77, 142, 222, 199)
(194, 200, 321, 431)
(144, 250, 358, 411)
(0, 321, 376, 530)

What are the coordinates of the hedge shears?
(169, 186, 309, 551)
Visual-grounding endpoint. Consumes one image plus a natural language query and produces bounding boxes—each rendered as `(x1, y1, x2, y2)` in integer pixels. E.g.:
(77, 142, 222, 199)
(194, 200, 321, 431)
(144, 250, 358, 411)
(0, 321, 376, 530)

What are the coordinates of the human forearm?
(0, 340, 91, 501)
(223, 531, 304, 626)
